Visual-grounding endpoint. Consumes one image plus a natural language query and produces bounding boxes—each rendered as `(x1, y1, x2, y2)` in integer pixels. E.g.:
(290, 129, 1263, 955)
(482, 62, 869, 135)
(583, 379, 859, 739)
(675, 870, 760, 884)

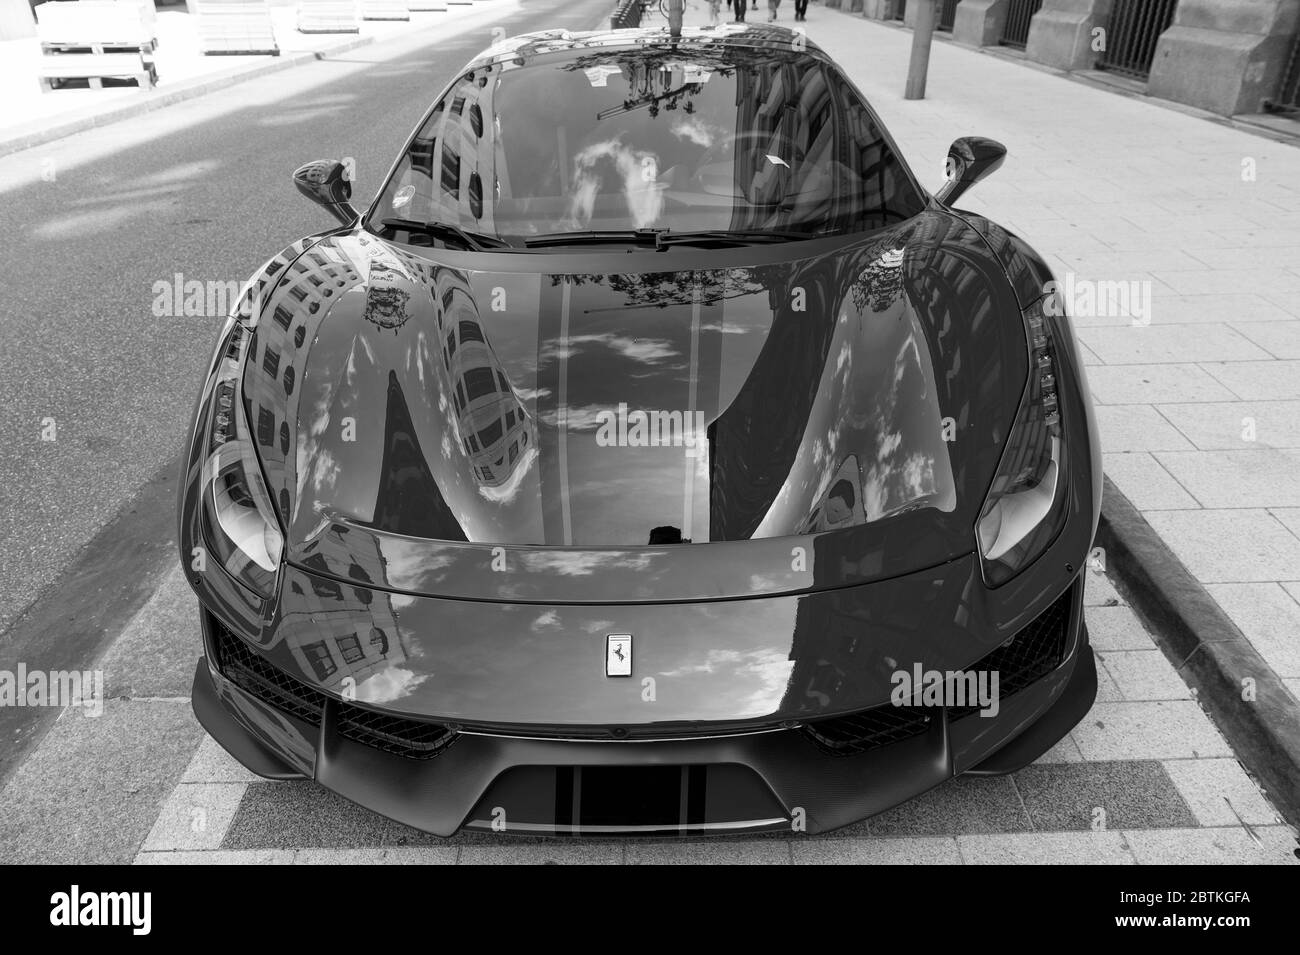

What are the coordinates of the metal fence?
(610, 0, 643, 29)
(1265, 30, 1300, 113)
(1096, 0, 1179, 80)
(999, 0, 1041, 50)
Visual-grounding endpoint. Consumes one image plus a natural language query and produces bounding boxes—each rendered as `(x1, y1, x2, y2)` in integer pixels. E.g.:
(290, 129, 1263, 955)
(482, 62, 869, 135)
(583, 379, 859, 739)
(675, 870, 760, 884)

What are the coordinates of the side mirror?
(935, 137, 1006, 207)
(293, 159, 359, 226)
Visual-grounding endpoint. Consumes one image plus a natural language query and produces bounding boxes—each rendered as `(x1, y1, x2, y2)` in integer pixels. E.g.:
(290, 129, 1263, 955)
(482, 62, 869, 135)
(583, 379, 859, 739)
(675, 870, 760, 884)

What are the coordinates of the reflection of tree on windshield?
(554, 267, 786, 311)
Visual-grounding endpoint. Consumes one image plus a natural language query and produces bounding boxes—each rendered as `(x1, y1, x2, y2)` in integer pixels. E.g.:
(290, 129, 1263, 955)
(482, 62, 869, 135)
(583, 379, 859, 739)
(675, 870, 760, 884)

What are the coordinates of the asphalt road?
(0, 0, 612, 638)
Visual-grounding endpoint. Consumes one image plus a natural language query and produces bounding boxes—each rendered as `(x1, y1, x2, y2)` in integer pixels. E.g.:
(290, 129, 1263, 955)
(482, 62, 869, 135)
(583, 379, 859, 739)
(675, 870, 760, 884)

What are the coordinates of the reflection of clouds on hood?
(310, 448, 340, 494)
(531, 609, 561, 632)
(356, 667, 428, 705)
(381, 538, 457, 591)
(901, 452, 935, 498)
(566, 136, 664, 229)
(514, 386, 552, 402)
(660, 648, 792, 718)
(519, 550, 656, 576)
(539, 332, 678, 367)
(536, 403, 610, 430)
(671, 116, 719, 147)
(834, 340, 853, 378)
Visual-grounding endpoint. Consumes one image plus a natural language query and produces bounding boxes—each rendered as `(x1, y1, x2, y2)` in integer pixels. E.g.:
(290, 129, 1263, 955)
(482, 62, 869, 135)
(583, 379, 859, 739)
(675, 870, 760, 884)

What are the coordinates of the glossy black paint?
(180, 25, 1102, 835)
(292, 159, 359, 227)
(936, 136, 1007, 208)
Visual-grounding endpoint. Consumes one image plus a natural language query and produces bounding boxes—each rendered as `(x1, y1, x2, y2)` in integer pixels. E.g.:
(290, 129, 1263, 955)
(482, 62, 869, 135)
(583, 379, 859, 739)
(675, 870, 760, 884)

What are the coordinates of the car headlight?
(976, 296, 1068, 586)
(199, 322, 284, 597)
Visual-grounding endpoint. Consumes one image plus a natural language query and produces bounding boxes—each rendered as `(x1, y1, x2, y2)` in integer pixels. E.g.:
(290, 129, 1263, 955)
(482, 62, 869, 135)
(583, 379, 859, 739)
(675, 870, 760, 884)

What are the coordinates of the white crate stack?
(34, 0, 159, 91)
(36, 0, 158, 52)
(360, 0, 410, 20)
(195, 0, 280, 55)
(296, 0, 363, 33)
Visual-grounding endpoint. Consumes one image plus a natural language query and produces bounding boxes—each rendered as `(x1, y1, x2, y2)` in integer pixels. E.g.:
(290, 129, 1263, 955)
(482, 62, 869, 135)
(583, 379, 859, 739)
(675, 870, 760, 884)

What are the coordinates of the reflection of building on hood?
(364, 264, 413, 331)
(565, 136, 665, 229)
(797, 454, 865, 534)
(434, 272, 535, 490)
(279, 532, 415, 702)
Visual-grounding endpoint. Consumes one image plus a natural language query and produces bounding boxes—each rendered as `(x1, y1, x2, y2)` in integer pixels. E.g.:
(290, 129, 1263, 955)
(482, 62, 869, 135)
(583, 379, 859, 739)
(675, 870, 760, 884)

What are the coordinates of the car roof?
(468, 24, 829, 69)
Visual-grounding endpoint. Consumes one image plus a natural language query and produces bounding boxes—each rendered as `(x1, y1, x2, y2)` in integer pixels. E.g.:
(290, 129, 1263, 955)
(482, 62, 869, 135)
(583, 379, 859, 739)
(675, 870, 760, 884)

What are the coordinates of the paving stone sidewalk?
(751, 3, 1300, 703)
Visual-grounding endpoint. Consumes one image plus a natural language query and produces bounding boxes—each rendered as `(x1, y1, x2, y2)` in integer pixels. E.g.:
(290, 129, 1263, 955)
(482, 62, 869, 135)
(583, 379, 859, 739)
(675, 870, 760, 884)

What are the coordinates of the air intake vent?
(802, 583, 1076, 753)
(212, 620, 455, 760)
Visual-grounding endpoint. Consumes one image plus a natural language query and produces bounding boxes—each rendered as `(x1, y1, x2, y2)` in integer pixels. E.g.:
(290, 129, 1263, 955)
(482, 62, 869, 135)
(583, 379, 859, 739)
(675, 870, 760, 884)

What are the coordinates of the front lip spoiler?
(190, 637, 1097, 837)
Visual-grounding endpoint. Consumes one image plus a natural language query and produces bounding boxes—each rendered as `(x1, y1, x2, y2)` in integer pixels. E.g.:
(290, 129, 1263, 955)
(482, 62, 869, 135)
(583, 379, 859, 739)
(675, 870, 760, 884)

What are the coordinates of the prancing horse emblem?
(606, 634, 632, 677)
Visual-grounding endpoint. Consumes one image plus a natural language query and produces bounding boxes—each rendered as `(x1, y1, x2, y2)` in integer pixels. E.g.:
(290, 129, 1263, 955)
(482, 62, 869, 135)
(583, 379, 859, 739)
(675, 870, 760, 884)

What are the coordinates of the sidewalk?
(0, 1, 504, 154)
(675, 2, 1300, 700)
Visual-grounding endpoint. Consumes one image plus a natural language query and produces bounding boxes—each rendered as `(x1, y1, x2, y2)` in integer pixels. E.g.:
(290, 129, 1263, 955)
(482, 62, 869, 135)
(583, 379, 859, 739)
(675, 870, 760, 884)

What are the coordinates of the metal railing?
(937, 0, 960, 32)
(610, 0, 644, 29)
(1096, 0, 1179, 80)
(999, 0, 1041, 50)
(1265, 30, 1300, 113)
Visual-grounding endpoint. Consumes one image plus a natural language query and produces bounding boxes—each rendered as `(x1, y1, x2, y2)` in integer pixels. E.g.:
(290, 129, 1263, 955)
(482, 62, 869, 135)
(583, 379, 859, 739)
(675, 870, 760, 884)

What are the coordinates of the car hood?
(243, 210, 1027, 601)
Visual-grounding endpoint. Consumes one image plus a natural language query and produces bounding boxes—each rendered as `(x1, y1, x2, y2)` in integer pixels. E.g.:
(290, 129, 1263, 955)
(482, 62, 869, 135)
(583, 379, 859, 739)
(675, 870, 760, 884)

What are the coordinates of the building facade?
(853, 0, 1300, 118)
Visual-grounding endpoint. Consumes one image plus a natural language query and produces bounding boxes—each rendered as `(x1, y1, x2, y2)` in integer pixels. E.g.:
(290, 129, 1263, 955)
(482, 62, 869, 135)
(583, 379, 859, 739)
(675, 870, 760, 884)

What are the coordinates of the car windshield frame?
(362, 40, 930, 251)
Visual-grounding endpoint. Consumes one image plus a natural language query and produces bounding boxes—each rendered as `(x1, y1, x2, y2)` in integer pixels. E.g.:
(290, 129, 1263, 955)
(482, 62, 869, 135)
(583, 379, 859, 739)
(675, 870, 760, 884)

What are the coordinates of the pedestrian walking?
(767, 0, 779, 20)
(793, 0, 808, 19)
(708, 0, 721, 22)
(733, 0, 747, 21)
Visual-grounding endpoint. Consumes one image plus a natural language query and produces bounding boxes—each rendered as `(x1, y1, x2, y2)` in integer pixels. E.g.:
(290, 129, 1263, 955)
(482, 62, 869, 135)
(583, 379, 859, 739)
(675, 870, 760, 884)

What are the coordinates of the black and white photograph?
(0, 0, 1298, 914)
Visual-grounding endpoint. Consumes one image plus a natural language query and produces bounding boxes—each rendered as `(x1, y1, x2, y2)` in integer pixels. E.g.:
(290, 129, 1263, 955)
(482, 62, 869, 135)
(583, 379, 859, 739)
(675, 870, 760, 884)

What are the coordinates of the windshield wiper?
(523, 228, 818, 250)
(652, 229, 816, 248)
(522, 229, 666, 249)
(378, 217, 511, 252)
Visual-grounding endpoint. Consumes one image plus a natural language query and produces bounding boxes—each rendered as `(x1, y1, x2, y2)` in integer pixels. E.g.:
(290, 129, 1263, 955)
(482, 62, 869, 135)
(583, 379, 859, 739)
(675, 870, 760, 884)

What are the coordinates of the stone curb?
(1096, 476, 1300, 832)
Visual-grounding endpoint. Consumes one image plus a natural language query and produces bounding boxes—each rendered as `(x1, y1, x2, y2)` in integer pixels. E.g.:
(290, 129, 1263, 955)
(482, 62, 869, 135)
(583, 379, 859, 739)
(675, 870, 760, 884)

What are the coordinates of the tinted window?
(373, 46, 924, 243)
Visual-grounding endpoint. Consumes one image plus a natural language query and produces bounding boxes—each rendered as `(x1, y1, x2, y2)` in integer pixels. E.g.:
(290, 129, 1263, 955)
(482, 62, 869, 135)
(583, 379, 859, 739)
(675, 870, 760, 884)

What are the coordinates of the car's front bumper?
(191, 581, 1096, 837)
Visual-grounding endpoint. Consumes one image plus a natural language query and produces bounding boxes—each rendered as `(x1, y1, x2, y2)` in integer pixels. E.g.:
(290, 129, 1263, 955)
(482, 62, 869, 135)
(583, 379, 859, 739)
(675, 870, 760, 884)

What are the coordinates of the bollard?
(904, 0, 939, 100)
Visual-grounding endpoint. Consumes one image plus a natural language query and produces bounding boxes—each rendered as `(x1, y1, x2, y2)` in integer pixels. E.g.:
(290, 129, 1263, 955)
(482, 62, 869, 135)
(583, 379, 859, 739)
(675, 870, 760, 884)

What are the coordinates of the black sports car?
(181, 24, 1100, 837)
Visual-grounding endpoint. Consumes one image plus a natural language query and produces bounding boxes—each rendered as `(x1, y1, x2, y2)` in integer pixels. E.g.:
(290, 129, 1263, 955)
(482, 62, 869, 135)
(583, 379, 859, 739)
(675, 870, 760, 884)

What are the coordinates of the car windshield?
(369, 43, 926, 245)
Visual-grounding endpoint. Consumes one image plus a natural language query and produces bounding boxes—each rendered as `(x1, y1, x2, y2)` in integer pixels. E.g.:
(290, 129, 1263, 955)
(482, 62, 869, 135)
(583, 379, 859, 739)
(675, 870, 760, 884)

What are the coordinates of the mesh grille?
(336, 705, 456, 759)
(214, 623, 327, 727)
(802, 706, 932, 757)
(949, 584, 1074, 718)
(802, 584, 1075, 753)
(212, 621, 454, 759)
